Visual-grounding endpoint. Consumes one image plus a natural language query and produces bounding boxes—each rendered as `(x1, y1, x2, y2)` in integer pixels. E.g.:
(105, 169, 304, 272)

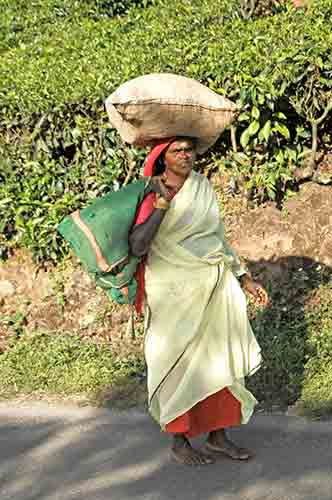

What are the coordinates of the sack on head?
(106, 73, 237, 154)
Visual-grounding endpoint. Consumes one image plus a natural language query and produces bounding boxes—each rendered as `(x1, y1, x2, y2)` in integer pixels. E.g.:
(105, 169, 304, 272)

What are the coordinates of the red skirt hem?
(165, 387, 241, 438)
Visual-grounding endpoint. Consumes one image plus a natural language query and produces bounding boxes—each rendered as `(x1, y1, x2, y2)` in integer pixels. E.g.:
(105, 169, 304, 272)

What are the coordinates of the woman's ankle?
(208, 429, 226, 442)
(172, 433, 188, 448)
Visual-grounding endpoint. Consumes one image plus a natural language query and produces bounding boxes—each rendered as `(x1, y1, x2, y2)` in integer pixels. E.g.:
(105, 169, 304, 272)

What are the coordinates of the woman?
(129, 137, 269, 466)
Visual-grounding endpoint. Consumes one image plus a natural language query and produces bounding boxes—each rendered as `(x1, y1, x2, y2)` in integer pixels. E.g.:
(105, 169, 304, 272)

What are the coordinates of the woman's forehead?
(168, 138, 195, 150)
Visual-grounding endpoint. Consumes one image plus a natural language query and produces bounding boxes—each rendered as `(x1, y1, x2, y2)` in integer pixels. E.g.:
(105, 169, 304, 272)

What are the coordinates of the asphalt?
(0, 404, 331, 500)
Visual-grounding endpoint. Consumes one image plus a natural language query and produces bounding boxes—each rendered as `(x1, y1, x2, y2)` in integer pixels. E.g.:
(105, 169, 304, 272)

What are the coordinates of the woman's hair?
(154, 154, 166, 175)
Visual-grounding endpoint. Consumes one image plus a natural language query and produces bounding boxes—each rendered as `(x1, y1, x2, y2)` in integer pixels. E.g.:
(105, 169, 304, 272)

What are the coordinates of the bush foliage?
(0, 0, 150, 51)
(1, 0, 332, 262)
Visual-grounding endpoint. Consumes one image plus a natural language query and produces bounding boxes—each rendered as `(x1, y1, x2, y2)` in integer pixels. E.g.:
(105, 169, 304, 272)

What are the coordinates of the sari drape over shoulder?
(143, 171, 261, 429)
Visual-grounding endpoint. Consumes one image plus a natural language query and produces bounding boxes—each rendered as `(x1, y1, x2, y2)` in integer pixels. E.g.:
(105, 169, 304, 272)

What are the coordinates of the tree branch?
(314, 100, 332, 126)
(230, 125, 238, 153)
(123, 150, 136, 186)
(309, 100, 332, 166)
(30, 114, 48, 161)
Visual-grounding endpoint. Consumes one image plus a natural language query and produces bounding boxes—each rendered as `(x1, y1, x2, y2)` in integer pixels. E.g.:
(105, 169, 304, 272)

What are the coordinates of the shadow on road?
(0, 408, 332, 500)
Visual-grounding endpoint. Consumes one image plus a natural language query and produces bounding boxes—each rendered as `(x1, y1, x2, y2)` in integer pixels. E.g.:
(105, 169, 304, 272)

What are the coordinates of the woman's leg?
(171, 433, 215, 465)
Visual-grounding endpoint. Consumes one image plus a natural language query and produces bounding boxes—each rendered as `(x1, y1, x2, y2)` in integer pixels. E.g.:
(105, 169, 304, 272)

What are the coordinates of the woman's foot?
(171, 434, 215, 466)
(205, 429, 253, 460)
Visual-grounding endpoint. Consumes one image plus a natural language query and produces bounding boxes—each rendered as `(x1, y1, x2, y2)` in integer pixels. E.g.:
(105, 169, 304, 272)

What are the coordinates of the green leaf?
(267, 187, 276, 200)
(247, 120, 260, 136)
(259, 120, 272, 142)
(275, 150, 284, 163)
(0, 198, 12, 206)
(238, 112, 250, 122)
(240, 129, 251, 149)
(274, 123, 290, 139)
(251, 106, 260, 120)
(71, 127, 81, 140)
(257, 94, 265, 105)
(279, 81, 287, 95)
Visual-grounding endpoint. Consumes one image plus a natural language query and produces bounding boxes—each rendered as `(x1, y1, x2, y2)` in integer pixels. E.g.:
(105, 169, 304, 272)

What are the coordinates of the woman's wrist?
(239, 273, 251, 286)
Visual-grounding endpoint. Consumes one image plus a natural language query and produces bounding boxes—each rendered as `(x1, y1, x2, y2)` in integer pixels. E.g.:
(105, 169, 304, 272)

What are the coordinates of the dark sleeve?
(129, 209, 167, 257)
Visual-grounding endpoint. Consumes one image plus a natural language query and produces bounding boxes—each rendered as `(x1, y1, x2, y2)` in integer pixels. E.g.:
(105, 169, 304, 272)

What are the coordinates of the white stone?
(79, 313, 97, 328)
(0, 280, 16, 298)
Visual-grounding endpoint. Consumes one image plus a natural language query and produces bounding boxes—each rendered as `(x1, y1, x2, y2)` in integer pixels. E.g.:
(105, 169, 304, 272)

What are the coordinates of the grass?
(0, 331, 145, 405)
(297, 281, 332, 418)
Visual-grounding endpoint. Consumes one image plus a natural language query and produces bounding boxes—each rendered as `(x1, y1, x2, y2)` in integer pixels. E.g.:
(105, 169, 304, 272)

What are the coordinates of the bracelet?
(154, 197, 170, 210)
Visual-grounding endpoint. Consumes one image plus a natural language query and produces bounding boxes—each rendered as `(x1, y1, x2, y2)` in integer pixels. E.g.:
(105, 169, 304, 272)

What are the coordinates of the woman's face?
(164, 138, 196, 178)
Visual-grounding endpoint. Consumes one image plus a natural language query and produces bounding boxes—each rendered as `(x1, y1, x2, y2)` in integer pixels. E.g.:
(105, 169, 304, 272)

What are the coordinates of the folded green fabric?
(58, 178, 152, 304)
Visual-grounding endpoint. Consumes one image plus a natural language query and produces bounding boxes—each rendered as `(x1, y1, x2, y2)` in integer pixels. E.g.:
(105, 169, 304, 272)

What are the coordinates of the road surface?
(0, 404, 331, 500)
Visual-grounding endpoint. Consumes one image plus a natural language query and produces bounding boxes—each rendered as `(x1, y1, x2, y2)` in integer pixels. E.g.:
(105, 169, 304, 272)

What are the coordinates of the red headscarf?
(143, 138, 175, 177)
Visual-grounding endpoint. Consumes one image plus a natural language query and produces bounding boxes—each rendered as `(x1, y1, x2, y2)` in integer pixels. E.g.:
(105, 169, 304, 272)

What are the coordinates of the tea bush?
(1, 0, 332, 262)
(0, 0, 151, 51)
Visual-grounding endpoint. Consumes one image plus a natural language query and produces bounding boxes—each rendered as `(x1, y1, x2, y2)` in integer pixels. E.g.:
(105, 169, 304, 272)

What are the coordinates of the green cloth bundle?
(58, 178, 152, 304)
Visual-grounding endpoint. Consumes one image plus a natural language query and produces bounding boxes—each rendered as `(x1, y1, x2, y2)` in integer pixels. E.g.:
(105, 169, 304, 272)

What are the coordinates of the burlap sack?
(105, 73, 237, 154)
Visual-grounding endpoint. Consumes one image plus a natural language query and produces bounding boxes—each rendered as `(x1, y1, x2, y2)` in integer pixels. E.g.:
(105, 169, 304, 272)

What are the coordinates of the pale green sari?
(144, 171, 261, 429)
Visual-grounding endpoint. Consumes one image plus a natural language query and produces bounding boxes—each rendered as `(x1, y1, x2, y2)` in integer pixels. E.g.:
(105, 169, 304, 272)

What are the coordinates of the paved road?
(0, 404, 331, 500)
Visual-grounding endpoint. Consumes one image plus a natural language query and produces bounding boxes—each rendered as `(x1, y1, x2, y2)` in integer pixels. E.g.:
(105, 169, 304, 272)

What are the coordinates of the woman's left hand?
(240, 275, 269, 307)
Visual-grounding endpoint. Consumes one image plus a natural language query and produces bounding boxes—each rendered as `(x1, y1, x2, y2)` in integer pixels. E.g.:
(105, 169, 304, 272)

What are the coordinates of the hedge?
(1, 0, 332, 262)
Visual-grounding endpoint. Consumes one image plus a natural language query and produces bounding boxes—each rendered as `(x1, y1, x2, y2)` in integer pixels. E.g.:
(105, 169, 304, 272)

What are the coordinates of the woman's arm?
(129, 205, 168, 257)
(129, 187, 171, 257)
(129, 175, 173, 257)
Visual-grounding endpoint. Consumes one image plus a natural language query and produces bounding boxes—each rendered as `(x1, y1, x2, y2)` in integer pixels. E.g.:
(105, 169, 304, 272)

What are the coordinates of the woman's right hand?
(154, 193, 170, 210)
